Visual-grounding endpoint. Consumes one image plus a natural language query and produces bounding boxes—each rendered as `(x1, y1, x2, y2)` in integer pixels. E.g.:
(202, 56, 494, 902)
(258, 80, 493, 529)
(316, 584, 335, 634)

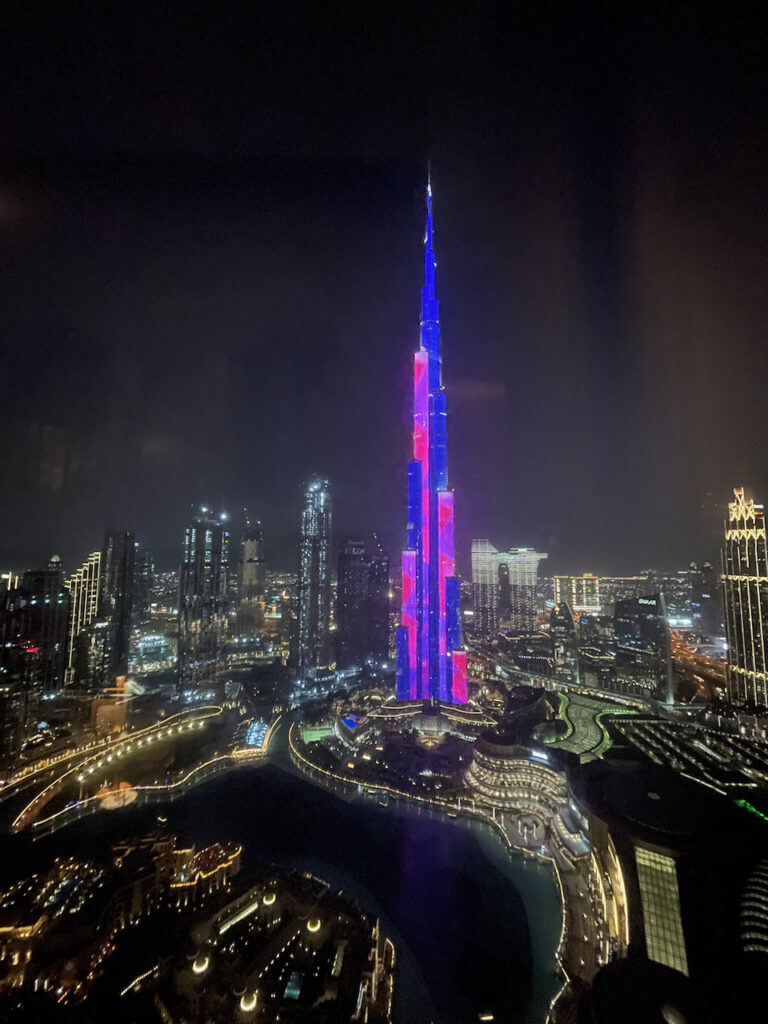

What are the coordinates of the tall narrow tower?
(395, 181, 467, 704)
(178, 509, 230, 691)
(297, 477, 332, 670)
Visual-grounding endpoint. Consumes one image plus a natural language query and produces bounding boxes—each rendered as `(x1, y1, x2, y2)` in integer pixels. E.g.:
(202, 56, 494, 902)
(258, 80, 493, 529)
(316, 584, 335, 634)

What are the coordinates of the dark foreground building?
(336, 537, 390, 669)
(571, 759, 766, 1024)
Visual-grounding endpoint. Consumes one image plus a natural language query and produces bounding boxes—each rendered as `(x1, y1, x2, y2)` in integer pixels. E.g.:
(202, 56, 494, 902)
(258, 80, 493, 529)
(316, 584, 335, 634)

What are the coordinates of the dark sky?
(2, 2, 767, 575)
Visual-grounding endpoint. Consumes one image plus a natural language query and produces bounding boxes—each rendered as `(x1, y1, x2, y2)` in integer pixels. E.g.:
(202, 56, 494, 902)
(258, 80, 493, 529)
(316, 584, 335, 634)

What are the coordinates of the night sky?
(2, 3, 767, 575)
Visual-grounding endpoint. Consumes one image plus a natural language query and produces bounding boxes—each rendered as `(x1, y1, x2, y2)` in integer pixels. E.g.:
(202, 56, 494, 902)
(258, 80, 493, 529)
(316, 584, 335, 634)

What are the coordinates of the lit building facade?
(236, 519, 266, 636)
(554, 573, 600, 613)
(178, 510, 230, 690)
(100, 530, 136, 684)
(722, 488, 768, 707)
(395, 183, 467, 704)
(614, 593, 674, 704)
(551, 601, 579, 684)
(63, 552, 101, 684)
(471, 541, 548, 634)
(336, 538, 369, 669)
(297, 477, 332, 669)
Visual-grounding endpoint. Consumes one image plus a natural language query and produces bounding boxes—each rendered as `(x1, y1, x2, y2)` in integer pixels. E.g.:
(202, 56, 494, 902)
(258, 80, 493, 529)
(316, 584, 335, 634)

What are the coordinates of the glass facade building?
(550, 601, 579, 684)
(395, 183, 466, 704)
(178, 510, 230, 690)
(99, 530, 136, 684)
(297, 477, 332, 670)
(614, 593, 674, 704)
(237, 520, 266, 637)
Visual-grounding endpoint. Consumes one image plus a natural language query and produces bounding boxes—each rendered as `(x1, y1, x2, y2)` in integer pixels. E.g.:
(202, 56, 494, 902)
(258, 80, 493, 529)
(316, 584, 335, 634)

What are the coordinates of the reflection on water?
(0, 763, 562, 1024)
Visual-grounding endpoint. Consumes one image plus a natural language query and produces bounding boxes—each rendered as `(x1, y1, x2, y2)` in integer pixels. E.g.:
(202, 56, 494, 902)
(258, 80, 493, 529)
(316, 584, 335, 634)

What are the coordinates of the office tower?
(63, 553, 101, 684)
(551, 602, 579, 684)
(134, 547, 155, 625)
(471, 541, 548, 634)
(297, 478, 332, 670)
(367, 541, 391, 663)
(614, 594, 674, 704)
(18, 558, 69, 692)
(100, 530, 136, 684)
(0, 560, 69, 760)
(336, 538, 369, 669)
(689, 561, 723, 639)
(237, 519, 266, 636)
(553, 574, 600, 614)
(395, 180, 467, 704)
(178, 509, 230, 690)
(722, 488, 768, 707)
(336, 538, 391, 670)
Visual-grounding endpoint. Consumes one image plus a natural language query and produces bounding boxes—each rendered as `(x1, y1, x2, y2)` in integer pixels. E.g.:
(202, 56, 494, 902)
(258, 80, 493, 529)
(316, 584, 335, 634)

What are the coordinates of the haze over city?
(3, 5, 767, 573)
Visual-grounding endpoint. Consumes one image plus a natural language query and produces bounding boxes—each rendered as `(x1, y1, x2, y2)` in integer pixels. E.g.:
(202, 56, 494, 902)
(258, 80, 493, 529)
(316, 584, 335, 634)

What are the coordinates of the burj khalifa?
(395, 181, 468, 705)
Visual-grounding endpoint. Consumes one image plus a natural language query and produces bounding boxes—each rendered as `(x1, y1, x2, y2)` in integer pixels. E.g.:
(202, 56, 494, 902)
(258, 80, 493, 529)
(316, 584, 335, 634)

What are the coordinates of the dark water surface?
(1, 763, 563, 1023)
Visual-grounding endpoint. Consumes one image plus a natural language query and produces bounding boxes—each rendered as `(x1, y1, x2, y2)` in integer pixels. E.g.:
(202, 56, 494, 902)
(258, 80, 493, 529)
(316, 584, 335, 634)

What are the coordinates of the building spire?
(421, 171, 438, 328)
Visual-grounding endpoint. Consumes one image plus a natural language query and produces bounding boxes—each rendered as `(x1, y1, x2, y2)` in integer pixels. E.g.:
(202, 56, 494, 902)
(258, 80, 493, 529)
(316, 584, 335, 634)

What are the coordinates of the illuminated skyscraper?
(100, 530, 136, 684)
(63, 552, 101, 684)
(689, 561, 723, 638)
(722, 488, 768, 707)
(471, 541, 548, 634)
(551, 602, 579, 684)
(297, 477, 332, 669)
(614, 593, 674, 704)
(395, 182, 467, 704)
(178, 509, 230, 690)
(237, 518, 266, 636)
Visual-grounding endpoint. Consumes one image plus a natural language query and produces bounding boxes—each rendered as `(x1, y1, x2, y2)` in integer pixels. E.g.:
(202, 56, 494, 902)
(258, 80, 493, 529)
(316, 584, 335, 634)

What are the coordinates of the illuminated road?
(10, 705, 224, 833)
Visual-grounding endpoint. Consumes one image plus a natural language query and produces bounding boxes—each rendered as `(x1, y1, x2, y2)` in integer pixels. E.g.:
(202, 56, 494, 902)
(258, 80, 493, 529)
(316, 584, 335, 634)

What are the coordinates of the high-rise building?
(237, 519, 266, 637)
(395, 181, 467, 704)
(336, 538, 391, 670)
(689, 561, 723, 639)
(553, 574, 600, 614)
(614, 593, 674, 704)
(134, 547, 155, 625)
(100, 530, 136, 684)
(297, 478, 332, 670)
(18, 558, 69, 692)
(336, 538, 369, 669)
(551, 602, 579, 685)
(178, 509, 230, 691)
(63, 553, 101, 684)
(722, 488, 768, 707)
(0, 559, 69, 761)
(367, 541, 391, 664)
(471, 541, 548, 634)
